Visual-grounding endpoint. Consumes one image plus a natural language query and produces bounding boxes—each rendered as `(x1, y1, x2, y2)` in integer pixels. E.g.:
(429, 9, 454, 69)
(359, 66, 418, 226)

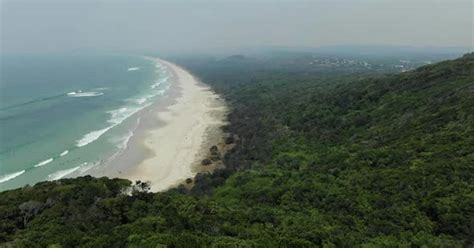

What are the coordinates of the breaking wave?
(76, 105, 149, 148)
(0, 170, 26, 184)
(135, 97, 147, 105)
(76, 126, 113, 147)
(151, 76, 169, 89)
(75, 60, 170, 148)
(67, 91, 104, 97)
(47, 165, 82, 181)
(47, 162, 96, 181)
(34, 158, 53, 168)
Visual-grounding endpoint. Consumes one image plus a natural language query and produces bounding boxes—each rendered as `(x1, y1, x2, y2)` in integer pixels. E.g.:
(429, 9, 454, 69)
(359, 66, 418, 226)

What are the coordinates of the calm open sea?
(0, 53, 170, 191)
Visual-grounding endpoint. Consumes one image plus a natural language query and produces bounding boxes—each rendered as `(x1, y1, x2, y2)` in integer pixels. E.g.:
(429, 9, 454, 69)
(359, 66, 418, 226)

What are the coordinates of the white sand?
(123, 58, 227, 192)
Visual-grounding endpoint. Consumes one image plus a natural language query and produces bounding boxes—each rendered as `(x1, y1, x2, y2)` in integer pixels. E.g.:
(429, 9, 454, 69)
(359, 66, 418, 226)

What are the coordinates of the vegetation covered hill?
(1, 53, 473, 247)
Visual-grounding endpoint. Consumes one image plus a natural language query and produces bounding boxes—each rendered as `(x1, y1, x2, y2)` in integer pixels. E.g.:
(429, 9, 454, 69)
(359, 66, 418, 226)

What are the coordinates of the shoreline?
(91, 58, 228, 192)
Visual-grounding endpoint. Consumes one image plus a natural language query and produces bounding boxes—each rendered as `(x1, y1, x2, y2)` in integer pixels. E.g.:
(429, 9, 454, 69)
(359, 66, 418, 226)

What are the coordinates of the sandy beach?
(94, 58, 228, 192)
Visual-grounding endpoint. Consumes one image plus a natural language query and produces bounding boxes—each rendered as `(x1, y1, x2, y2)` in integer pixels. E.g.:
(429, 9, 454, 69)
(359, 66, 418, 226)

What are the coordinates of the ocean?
(0, 53, 171, 191)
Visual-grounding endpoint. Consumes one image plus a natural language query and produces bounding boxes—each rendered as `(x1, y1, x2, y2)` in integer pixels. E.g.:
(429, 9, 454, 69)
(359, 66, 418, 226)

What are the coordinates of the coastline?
(91, 58, 228, 192)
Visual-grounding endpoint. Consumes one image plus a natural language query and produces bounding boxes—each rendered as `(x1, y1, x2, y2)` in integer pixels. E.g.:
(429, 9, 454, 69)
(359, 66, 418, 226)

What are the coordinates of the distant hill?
(1, 53, 473, 247)
(249, 44, 473, 58)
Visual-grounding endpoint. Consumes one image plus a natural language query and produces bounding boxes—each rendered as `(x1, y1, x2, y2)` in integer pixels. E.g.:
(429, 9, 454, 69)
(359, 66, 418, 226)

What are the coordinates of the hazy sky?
(1, 0, 473, 54)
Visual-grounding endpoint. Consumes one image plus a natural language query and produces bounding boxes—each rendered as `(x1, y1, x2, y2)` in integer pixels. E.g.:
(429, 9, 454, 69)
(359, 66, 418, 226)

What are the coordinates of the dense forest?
(0, 53, 473, 247)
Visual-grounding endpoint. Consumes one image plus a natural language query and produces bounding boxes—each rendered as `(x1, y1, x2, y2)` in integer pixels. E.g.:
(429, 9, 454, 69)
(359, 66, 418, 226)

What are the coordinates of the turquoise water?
(0, 53, 170, 191)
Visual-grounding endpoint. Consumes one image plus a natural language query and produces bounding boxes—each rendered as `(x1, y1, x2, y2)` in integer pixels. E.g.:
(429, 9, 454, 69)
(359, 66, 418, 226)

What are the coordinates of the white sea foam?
(47, 162, 95, 181)
(111, 130, 134, 150)
(77, 163, 95, 175)
(151, 76, 169, 89)
(107, 105, 148, 125)
(76, 126, 113, 147)
(76, 105, 149, 147)
(34, 158, 53, 168)
(155, 63, 164, 70)
(135, 97, 147, 105)
(110, 118, 140, 150)
(128, 67, 140, 71)
(109, 107, 129, 120)
(47, 166, 81, 181)
(75, 60, 170, 148)
(130, 78, 170, 105)
(0, 170, 26, 184)
(59, 150, 69, 156)
(68, 91, 104, 97)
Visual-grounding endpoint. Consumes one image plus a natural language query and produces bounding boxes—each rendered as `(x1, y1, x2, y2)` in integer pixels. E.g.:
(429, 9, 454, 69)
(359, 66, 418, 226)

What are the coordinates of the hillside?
(0, 53, 473, 247)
